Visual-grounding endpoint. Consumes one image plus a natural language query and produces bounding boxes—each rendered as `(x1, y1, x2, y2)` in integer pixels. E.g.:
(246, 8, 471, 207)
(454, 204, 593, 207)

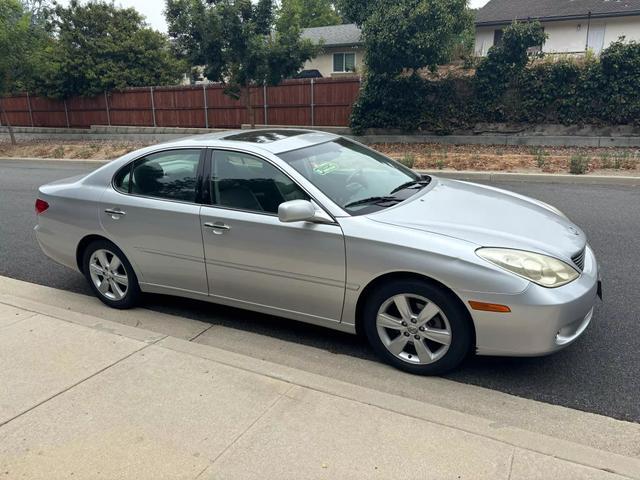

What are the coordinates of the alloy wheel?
(88, 249, 129, 301)
(376, 293, 452, 365)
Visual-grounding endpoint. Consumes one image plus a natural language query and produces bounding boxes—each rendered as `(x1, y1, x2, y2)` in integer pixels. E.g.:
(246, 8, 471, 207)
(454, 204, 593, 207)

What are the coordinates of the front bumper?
(463, 245, 600, 357)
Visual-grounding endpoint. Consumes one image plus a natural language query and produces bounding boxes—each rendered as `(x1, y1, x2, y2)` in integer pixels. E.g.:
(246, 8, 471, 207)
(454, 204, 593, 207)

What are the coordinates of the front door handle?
(203, 222, 231, 234)
(105, 208, 126, 217)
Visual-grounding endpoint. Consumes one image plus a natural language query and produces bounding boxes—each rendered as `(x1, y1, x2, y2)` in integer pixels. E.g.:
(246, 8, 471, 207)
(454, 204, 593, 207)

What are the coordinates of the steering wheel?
(345, 168, 367, 197)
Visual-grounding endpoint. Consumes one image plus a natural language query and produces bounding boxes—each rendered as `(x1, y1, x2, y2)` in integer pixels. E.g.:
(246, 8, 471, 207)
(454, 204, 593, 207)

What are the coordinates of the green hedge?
(350, 37, 640, 134)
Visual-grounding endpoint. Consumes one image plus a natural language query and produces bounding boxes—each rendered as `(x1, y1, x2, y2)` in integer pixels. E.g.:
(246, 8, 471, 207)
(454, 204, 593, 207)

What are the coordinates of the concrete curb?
(2, 157, 638, 186)
(420, 170, 640, 186)
(0, 156, 109, 165)
(0, 280, 639, 479)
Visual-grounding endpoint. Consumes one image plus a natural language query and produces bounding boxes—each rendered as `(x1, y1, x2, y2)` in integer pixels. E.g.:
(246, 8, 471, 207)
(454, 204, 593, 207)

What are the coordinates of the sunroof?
(224, 129, 309, 144)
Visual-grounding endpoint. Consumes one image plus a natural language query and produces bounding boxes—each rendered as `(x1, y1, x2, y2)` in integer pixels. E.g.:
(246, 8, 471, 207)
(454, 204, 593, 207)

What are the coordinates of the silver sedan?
(35, 130, 601, 374)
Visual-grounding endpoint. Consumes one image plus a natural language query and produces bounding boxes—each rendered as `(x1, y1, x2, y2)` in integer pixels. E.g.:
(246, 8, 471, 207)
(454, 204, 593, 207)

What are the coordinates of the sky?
(56, 0, 492, 33)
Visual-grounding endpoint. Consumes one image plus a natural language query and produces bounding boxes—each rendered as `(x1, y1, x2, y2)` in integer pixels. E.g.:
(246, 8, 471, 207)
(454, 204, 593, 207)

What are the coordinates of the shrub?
(531, 148, 549, 168)
(611, 151, 637, 169)
(350, 73, 428, 135)
(599, 152, 612, 169)
(51, 146, 65, 158)
(399, 153, 416, 168)
(350, 24, 640, 133)
(569, 155, 589, 174)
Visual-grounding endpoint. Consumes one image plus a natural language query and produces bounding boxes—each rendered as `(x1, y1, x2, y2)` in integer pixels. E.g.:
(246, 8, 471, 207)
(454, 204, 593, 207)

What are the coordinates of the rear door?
(100, 148, 208, 294)
(200, 149, 346, 323)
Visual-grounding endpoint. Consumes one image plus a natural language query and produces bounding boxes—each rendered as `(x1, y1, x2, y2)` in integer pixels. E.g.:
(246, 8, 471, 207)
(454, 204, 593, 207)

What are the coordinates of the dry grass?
(0, 139, 152, 160)
(1, 139, 639, 175)
(374, 143, 640, 175)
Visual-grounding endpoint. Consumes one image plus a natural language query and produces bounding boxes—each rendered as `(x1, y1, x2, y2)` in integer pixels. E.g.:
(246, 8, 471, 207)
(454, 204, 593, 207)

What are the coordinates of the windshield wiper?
(389, 179, 431, 195)
(344, 196, 402, 208)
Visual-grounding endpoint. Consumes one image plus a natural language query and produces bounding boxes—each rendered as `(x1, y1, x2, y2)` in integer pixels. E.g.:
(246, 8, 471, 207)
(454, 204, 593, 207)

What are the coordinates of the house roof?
(302, 23, 362, 47)
(475, 0, 640, 25)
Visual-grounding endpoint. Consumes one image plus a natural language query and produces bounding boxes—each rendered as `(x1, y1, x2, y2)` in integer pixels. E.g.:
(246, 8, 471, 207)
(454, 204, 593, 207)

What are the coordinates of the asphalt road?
(1, 159, 639, 423)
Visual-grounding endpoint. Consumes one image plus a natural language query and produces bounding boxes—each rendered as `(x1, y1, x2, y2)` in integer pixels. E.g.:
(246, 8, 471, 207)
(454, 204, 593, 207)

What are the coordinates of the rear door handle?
(105, 208, 126, 217)
(203, 222, 230, 234)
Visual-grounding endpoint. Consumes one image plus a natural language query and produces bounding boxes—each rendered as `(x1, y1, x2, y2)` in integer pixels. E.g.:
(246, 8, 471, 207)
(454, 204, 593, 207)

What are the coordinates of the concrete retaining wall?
(3, 124, 640, 147)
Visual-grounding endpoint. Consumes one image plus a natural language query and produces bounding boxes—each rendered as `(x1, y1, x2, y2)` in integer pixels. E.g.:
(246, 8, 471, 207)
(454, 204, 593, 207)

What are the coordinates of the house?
(475, 0, 640, 56)
(301, 24, 363, 77)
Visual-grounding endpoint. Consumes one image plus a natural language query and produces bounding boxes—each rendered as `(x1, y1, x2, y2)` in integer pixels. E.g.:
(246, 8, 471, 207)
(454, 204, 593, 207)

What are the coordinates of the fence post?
(104, 91, 111, 126)
(150, 86, 157, 127)
(202, 84, 209, 128)
(263, 83, 268, 126)
(26, 92, 34, 127)
(63, 99, 70, 128)
(310, 78, 315, 127)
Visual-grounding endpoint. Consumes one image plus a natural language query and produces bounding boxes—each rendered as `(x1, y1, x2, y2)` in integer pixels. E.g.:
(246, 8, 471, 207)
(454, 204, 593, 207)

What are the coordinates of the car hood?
(370, 177, 586, 260)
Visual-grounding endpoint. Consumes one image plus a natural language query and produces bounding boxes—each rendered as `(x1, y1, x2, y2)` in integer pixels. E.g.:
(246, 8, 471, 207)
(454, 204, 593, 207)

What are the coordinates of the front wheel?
(82, 240, 140, 309)
(363, 280, 473, 375)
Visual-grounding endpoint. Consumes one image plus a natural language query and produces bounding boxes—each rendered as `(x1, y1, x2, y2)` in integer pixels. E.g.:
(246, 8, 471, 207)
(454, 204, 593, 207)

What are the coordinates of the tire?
(82, 239, 140, 309)
(363, 279, 473, 375)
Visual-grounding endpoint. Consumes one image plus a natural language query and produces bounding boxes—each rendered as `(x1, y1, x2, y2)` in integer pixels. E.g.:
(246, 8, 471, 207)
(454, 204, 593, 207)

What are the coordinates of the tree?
(335, 0, 374, 25)
(278, 0, 342, 28)
(339, 0, 472, 75)
(343, 0, 473, 133)
(21, 0, 50, 20)
(474, 21, 547, 119)
(166, 0, 319, 128)
(42, 0, 184, 99)
(0, 0, 32, 144)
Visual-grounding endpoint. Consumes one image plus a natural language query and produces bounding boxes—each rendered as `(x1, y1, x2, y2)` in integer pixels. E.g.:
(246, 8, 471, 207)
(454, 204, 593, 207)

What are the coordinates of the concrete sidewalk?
(1, 288, 639, 479)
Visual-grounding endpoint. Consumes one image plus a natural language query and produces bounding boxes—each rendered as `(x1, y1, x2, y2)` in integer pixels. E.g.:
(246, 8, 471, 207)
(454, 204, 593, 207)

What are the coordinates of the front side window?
(114, 149, 201, 202)
(333, 52, 356, 72)
(278, 139, 424, 215)
(211, 151, 308, 214)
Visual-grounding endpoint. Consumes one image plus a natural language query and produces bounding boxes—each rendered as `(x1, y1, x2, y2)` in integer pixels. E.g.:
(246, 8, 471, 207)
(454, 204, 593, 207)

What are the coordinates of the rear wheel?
(363, 280, 472, 375)
(82, 240, 140, 309)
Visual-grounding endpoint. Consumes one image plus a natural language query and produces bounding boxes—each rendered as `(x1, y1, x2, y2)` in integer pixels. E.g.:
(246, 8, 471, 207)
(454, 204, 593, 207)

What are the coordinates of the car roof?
(163, 129, 340, 155)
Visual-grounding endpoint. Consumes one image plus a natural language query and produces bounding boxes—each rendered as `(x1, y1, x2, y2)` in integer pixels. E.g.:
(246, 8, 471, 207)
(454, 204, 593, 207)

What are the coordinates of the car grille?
(571, 248, 586, 271)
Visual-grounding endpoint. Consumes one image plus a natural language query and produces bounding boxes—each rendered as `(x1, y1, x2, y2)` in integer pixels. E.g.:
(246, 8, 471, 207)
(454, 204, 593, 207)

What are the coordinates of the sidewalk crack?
(0, 338, 162, 429)
(0, 311, 37, 330)
(194, 384, 296, 479)
(189, 324, 216, 342)
(507, 447, 516, 480)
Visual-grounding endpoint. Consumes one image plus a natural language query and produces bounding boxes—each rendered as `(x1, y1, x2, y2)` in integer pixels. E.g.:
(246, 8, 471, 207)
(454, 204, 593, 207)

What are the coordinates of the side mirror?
(278, 200, 333, 224)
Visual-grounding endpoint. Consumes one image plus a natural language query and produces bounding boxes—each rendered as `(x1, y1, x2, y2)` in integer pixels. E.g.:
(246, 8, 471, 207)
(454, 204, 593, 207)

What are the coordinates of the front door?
(100, 148, 208, 294)
(200, 149, 346, 323)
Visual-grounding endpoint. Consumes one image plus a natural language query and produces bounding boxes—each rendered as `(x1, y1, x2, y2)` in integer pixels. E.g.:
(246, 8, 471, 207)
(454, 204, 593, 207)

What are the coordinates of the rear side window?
(114, 167, 131, 193)
(114, 149, 202, 202)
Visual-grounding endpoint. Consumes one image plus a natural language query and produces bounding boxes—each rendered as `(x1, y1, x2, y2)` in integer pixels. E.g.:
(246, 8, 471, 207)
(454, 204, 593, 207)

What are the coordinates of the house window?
(333, 52, 356, 73)
(493, 29, 504, 47)
(528, 27, 545, 54)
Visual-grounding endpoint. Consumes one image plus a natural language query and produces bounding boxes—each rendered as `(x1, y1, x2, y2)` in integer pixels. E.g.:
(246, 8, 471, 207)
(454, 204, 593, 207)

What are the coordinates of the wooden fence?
(0, 77, 361, 129)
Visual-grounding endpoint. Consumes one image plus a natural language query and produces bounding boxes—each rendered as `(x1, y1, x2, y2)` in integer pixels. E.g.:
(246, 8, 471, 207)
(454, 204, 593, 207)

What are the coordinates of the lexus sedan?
(35, 129, 601, 374)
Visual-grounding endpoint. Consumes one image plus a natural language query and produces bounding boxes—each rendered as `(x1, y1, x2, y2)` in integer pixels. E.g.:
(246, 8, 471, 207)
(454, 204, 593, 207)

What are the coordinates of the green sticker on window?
(313, 162, 338, 175)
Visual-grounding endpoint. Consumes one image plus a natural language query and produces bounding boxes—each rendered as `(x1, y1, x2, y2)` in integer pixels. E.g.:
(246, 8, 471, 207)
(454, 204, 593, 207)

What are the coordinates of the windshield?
(278, 139, 427, 214)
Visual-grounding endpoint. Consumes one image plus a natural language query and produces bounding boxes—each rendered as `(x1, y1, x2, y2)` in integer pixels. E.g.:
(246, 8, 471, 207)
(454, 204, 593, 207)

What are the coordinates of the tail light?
(35, 199, 49, 215)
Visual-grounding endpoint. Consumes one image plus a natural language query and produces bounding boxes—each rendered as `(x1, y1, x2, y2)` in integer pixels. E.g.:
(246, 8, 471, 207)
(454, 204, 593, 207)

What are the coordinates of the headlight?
(477, 248, 579, 288)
